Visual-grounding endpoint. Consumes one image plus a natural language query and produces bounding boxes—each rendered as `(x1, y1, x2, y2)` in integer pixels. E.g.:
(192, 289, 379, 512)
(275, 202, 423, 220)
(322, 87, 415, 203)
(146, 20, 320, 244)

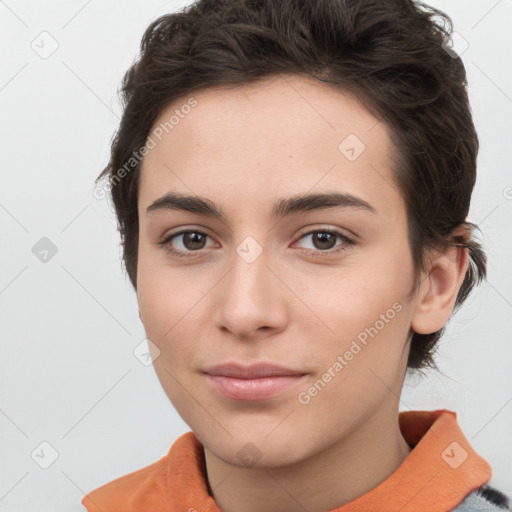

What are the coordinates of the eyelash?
(158, 228, 355, 259)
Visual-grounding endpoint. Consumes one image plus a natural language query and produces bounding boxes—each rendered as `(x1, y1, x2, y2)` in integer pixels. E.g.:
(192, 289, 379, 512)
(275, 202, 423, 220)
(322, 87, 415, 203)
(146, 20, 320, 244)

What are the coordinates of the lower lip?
(204, 374, 308, 401)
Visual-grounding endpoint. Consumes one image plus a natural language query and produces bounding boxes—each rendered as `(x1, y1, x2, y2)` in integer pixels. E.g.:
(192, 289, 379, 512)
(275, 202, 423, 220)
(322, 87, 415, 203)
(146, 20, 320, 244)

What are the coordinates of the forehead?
(138, 74, 403, 220)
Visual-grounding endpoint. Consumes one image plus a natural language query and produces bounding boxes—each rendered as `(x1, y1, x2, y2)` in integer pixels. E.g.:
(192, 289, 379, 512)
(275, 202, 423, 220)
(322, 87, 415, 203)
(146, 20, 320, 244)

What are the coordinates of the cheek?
(137, 245, 190, 331)
(136, 254, 212, 367)
(305, 250, 413, 377)
(320, 297, 409, 379)
(300, 300, 411, 421)
(136, 263, 203, 412)
(308, 260, 411, 339)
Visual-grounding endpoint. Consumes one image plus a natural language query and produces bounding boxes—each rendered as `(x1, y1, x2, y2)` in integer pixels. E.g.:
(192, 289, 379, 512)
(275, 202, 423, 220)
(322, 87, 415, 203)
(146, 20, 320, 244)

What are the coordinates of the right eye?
(159, 229, 218, 258)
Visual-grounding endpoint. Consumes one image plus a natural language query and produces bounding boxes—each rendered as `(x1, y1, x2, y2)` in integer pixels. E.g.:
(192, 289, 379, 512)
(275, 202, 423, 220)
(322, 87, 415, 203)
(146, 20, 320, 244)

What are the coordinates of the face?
(136, 74, 418, 467)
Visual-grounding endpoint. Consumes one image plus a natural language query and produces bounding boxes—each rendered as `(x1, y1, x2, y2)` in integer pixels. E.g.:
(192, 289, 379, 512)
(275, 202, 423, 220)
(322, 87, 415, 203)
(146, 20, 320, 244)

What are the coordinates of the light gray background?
(1, 0, 511, 510)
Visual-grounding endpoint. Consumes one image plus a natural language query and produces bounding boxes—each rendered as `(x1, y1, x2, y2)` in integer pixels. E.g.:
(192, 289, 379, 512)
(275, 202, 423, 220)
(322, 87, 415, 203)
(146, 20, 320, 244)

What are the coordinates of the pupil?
(315, 232, 335, 250)
(185, 232, 204, 250)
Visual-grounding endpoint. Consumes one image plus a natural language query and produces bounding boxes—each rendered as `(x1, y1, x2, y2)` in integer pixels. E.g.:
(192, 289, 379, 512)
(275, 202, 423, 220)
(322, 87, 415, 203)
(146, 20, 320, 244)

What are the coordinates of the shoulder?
(81, 432, 200, 511)
(453, 484, 511, 511)
(81, 453, 171, 512)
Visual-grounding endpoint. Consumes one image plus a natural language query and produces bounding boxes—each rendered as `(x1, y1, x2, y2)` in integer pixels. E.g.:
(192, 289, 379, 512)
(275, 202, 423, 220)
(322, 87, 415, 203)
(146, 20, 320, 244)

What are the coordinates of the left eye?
(160, 228, 354, 258)
(295, 229, 354, 253)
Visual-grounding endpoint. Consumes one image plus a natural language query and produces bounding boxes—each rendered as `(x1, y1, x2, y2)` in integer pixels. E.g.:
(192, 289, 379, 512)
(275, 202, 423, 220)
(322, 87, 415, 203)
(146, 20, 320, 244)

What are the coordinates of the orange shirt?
(82, 409, 493, 512)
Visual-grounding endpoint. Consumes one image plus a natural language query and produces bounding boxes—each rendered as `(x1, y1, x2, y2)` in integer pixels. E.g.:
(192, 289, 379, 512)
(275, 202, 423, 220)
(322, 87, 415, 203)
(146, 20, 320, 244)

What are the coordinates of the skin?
(136, 73, 469, 512)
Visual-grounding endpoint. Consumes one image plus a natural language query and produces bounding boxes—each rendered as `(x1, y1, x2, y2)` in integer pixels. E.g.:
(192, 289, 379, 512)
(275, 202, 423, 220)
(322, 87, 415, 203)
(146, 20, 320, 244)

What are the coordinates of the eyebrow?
(146, 191, 377, 219)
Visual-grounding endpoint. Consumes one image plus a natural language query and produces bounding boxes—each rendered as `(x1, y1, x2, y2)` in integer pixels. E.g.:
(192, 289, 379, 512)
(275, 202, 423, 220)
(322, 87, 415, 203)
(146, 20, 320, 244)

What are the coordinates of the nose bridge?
(229, 235, 272, 306)
(214, 233, 283, 335)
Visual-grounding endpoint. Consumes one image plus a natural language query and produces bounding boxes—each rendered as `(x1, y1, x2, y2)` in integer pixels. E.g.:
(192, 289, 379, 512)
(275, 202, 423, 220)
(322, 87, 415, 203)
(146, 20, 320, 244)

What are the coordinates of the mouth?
(202, 363, 309, 401)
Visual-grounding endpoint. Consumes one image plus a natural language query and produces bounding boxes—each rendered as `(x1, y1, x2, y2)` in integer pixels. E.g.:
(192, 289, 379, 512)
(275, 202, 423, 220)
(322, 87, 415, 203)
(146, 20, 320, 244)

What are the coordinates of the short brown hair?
(97, 0, 486, 371)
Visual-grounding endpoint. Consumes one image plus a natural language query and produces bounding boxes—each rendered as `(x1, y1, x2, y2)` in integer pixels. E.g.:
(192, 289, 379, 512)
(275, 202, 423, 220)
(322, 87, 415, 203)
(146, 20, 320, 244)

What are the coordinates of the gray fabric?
(452, 489, 511, 511)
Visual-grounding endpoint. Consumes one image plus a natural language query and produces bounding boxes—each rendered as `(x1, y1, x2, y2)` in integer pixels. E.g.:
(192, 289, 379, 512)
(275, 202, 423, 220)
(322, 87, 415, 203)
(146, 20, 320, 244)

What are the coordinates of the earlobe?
(411, 243, 469, 335)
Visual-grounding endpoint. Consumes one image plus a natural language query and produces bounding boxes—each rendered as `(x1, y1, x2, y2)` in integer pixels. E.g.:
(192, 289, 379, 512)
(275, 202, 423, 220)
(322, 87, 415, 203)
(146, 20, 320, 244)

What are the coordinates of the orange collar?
(82, 409, 492, 512)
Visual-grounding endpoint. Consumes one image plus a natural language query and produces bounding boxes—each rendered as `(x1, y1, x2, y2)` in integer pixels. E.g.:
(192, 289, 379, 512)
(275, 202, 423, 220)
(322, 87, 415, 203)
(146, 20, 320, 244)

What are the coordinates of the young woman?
(82, 0, 510, 510)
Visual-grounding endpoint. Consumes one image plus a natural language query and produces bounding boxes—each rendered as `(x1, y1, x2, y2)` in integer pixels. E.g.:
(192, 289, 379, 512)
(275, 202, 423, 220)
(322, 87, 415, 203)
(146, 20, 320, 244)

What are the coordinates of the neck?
(203, 400, 412, 512)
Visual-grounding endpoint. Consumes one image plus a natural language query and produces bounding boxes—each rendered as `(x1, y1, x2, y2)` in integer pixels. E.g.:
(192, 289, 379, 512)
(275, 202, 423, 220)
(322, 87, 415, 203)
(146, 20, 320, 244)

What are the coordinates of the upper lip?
(203, 363, 307, 379)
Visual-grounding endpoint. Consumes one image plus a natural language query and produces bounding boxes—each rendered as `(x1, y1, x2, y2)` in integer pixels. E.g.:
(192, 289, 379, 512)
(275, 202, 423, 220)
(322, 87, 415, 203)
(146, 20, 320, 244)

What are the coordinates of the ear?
(411, 228, 469, 335)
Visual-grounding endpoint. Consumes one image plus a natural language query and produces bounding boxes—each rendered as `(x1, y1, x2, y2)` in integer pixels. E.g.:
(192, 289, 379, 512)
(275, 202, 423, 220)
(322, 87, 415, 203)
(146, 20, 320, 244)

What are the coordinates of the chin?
(200, 425, 311, 469)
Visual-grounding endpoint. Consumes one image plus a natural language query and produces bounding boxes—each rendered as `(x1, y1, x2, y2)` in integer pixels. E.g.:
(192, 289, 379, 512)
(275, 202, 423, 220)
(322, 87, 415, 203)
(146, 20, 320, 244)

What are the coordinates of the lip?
(202, 363, 308, 401)
(204, 363, 306, 378)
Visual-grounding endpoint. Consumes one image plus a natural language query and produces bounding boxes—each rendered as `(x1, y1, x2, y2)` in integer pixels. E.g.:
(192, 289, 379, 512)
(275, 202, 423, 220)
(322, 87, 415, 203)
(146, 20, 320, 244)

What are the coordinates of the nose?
(212, 242, 287, 340)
